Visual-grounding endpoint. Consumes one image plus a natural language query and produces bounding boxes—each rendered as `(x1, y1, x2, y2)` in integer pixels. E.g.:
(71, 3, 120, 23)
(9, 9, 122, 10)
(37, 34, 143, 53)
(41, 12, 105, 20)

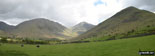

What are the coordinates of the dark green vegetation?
(0, 35, 155, 56)
(75, 6, 155, 41)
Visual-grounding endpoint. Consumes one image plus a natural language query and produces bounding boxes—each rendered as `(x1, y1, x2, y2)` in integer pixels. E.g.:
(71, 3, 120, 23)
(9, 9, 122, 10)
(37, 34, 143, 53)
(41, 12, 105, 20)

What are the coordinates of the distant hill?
(72, 22, 95, 35)
(8, 18, 71, 40)
(0, 18, 94, 40)
(0, 21, 15, 32)
(74, 6, 155, 41)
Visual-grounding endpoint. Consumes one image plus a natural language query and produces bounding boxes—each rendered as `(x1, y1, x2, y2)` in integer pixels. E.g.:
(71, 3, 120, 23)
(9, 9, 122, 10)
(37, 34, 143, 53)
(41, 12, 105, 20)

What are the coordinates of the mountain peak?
(126, 6, 138, 9)
(0, 21, 15, 32)
(80, 21, 88, 24)
(78, 22, 89, 25)
(123, 6, 139, 11)
(0, 21, 6, 25)
(30, 18, 51, 21)
(72, 22, 95, 34)
(112, 6, 140, 18)
(0, 21, 10, 25)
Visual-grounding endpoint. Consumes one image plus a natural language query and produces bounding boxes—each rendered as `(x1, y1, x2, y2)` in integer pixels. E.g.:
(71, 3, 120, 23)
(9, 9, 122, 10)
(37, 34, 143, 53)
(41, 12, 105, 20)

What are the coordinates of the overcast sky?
(0, 0, 155, 27)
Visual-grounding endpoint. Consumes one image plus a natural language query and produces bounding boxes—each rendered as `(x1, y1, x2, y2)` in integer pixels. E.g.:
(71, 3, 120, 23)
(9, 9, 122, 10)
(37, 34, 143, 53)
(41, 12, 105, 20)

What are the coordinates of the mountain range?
(0, 6, 155, 41)
(0, 18, 94, 40)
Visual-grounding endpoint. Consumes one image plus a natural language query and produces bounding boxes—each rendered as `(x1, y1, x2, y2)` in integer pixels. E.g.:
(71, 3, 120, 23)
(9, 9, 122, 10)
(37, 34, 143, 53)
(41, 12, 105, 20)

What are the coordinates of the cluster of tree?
(0, 36, 24, 43)
(0, 36, 50, 44)
(22, 38, 49, 44)
(0, 36, 69, 45)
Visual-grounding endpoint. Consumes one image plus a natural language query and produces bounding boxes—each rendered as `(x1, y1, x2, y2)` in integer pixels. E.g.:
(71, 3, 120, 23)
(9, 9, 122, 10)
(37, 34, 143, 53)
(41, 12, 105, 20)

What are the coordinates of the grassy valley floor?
(0, 35, 155, 56)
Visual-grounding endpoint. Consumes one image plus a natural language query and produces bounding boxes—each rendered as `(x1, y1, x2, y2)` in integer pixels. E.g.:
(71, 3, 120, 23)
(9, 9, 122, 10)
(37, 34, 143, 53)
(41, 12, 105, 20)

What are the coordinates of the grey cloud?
(0, 0, 20, 14)
(0, 0, 80, 27)
(0, 0, 155, 27)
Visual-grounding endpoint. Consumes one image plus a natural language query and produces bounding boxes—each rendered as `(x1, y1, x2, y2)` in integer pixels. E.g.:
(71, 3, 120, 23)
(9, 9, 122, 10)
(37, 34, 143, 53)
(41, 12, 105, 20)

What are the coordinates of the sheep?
(36, 44, 40, 48)
(21, 44, 24, 47)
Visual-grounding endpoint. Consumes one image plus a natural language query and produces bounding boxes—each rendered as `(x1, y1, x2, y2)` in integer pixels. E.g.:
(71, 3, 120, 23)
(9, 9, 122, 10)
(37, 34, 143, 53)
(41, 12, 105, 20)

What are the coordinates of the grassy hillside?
(0, 35, 155, 56)
(9, 18, 71, 40)
(0, 18, 79, 40)
(62, 28, 78, 38)
(75, 6, 155, 41)
(82, 26, 155, 41)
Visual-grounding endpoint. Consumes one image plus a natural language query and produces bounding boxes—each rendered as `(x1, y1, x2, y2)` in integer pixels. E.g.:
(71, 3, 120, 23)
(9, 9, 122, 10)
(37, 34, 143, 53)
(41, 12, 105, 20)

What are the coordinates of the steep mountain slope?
(62, 28, 79, 38)
(0, 30, 8, 37)
(72, 22, 95, 35)
(10, 18, 69, 40)
(75, 6, 155, 40)
(0, 21, 15, 32)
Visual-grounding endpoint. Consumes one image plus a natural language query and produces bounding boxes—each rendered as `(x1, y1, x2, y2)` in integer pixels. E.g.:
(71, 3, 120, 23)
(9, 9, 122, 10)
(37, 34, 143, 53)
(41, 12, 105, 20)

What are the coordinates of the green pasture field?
(0, 35, 155, 56)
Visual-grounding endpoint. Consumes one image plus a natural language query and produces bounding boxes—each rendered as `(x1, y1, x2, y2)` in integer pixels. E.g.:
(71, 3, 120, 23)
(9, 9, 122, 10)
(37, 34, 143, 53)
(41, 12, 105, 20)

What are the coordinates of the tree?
(1, 37, 7, 43)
